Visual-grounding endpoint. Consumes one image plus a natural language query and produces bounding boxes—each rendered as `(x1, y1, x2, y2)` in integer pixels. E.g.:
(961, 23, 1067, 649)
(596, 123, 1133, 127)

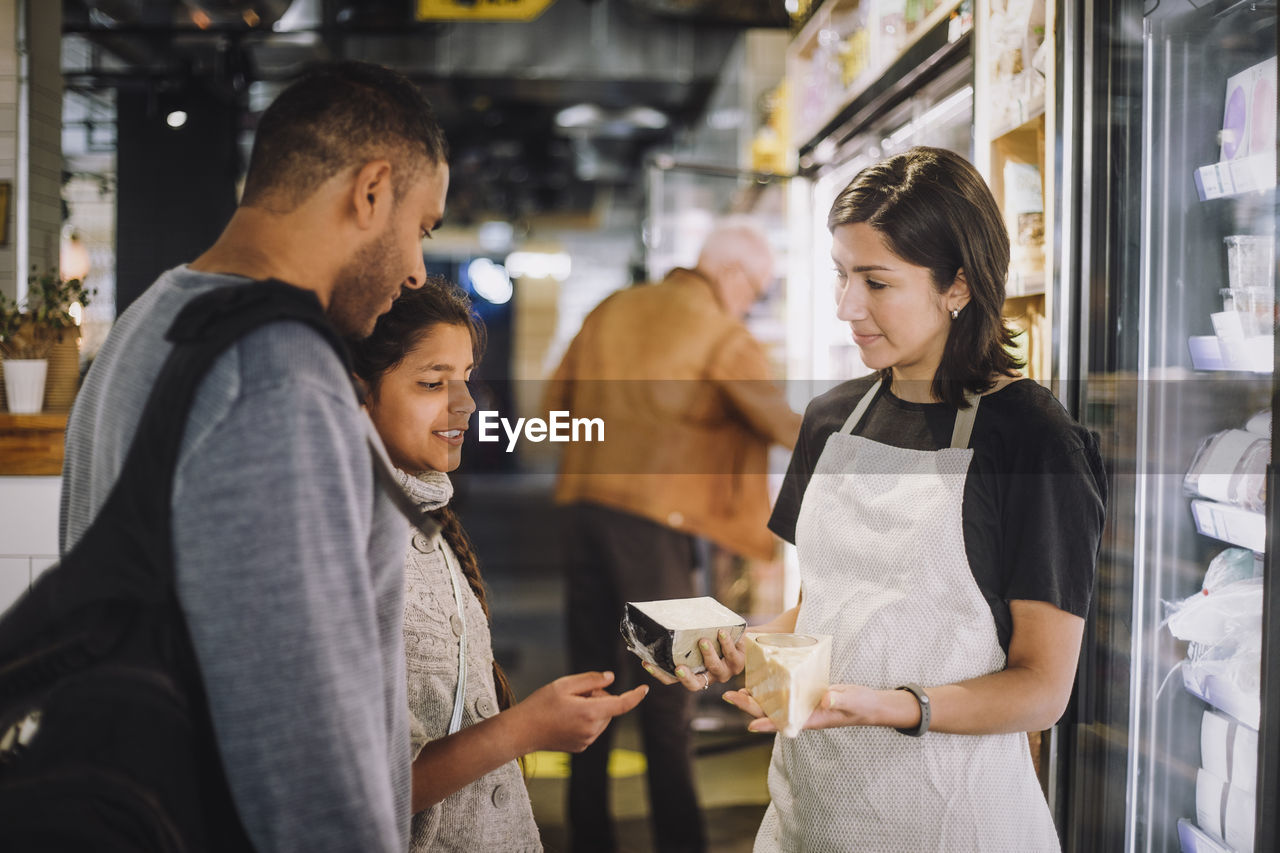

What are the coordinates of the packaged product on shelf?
(620, 596, 746, 680)
(1195, 767, 1256, 851)
(1201, 709, 1259, 792)
(1003, 160, 1044, 292)
(1200, 547, 1263, 592)
(876, 0, 909, 57)
(1244, 408, 1270, 436)
(1167, 577, 1263, 646)
(1190, 499, 1267, 553)
(1220, 56, 1277, 162)
(1183, 428, 1267, 511)
(1224, 234, 1274, 293)
(1170, 576, 1263, 728)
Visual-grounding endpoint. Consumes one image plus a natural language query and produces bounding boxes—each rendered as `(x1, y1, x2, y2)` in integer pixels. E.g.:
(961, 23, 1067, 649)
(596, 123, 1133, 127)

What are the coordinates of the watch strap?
(894, 683, 931, 737)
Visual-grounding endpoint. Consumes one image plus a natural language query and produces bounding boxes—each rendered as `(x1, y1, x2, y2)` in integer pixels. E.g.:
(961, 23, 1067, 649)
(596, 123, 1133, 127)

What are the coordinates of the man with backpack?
(54, 61, 449, 850)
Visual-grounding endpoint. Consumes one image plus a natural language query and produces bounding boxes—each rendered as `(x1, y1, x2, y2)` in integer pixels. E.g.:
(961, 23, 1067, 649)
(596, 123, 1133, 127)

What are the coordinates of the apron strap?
(840, 379, 882, 435)
(840, 378, 982, 449)
(950, 392, 981, 449)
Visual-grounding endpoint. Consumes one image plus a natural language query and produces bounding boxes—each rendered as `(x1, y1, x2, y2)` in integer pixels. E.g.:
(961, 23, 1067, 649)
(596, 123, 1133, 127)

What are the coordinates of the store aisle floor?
(467, 473, 772, 853)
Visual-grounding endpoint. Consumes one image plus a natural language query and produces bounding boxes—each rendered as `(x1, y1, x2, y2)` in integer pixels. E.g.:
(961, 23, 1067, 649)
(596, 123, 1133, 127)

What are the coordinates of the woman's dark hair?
(827, 146, 1022, 408)
(349, 280, 515, 714)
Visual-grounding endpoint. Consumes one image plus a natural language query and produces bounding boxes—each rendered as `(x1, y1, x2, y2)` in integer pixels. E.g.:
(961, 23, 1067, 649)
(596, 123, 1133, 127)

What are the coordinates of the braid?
(430, 505, 517, 713)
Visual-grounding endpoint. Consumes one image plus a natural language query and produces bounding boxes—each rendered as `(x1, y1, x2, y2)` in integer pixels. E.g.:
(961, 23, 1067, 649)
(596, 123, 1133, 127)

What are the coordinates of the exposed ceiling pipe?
(15, 0, 30, 301)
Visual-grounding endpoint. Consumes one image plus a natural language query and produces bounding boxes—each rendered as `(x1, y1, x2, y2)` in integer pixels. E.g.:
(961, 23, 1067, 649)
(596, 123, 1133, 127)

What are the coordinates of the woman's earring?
(950, 308, 960, 320)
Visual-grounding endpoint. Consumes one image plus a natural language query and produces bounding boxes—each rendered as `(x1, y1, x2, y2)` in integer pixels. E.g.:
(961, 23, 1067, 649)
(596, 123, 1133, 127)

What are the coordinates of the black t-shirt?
(768, 376, 1107, 653)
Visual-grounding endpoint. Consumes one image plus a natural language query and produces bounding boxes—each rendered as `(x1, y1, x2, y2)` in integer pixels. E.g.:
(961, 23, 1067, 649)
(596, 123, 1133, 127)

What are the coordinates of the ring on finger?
(700, 672, 711, 690)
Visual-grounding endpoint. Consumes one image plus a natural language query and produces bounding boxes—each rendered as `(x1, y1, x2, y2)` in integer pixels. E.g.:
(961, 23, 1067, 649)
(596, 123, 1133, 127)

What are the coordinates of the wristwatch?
(894, 683, 931, 737)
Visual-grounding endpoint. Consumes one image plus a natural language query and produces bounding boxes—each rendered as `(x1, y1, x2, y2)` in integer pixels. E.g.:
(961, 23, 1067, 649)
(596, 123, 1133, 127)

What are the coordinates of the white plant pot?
(3, 359, 48, 414)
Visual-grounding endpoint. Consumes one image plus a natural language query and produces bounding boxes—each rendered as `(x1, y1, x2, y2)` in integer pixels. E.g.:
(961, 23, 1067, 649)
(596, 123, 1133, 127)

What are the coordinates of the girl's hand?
(722, 684, 885, 733)
(640, 629, 747, 692)
(516, 671, 647, 753)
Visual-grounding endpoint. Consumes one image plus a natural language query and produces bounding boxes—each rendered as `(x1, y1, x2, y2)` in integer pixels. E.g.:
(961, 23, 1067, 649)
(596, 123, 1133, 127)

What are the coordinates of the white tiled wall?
(0, 476, 60, 612)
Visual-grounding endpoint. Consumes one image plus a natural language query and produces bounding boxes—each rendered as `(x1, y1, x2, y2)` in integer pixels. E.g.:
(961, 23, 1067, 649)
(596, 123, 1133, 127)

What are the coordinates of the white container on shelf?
(1195, 768, 1256, 852)
(1190, 499, 1267, 553)
(1184, 667, 1261, 731)
(1187, 335, 1273, 372)
(1201, 709, 1259, 793)
(2, 359, 48, 414)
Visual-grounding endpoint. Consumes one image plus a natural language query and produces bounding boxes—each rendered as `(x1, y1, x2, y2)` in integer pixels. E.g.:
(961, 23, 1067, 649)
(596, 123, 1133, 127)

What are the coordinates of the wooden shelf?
(0, 413, 67, 476)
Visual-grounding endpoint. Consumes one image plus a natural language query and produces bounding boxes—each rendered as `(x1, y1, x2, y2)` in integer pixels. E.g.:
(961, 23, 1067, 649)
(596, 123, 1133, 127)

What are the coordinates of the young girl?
(655, 147, 1106, 852)
(350, 279, 647, 852)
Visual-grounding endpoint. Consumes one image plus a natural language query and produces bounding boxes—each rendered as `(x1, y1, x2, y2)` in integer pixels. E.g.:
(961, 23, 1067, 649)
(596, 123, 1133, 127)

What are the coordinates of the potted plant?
(0, 269, 94, 414)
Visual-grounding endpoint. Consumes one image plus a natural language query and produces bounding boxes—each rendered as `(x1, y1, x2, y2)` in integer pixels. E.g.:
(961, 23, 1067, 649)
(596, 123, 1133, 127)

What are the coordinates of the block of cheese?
(1195, 767, 1256, 852)
(621, 597, 746, 680)
(1200, 709, 1258, 793)
(744, 633, 832, 738)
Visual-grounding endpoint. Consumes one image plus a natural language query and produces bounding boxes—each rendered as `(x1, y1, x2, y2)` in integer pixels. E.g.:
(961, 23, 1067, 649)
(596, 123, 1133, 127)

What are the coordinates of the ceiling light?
(166, 110, 188, 129)
(555, 104, 605, 130)
(505, 251, 572, 282)
(705, 108, 744, 130)
(624, 106, 669, 130)
(467, 258, 513, 305)
(477, 221, 514, 253)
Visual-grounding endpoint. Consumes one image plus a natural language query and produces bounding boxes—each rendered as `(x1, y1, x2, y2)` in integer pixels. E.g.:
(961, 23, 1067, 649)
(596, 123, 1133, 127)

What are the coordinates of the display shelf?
(975, 0, 1054, 381)
(1184, 669, 1262, 732)
(1194, 151, 1277, 201)
(991, 100, 1046, 143)
(0, 413, 67, 476)
(787, 0, 966, 154)
(1190, 498, 1266, 553)
(1177, 818, 1237, 853)
(1188, 334, 1275, 373)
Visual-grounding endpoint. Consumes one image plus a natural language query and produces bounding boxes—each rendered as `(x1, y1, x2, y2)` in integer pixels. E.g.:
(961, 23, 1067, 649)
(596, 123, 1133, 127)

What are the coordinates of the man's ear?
(352, 160, 394, 230)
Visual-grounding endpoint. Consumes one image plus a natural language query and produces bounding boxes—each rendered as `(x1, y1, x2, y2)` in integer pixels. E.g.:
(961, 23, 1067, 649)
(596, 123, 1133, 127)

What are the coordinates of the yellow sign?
(416, 0, 555, 21)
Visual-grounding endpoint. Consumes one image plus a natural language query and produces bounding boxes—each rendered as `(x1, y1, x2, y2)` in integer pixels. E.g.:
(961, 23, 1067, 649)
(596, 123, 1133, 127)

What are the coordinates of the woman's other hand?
(640, 628, 747, 692)
(515, 671, 647, 754)
(722, 684, 887, 733)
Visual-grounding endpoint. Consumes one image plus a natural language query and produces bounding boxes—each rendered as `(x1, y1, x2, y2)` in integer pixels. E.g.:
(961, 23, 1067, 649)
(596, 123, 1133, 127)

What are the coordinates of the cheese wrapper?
(621, 597, 746, 679)
(744, 633, 832, 738)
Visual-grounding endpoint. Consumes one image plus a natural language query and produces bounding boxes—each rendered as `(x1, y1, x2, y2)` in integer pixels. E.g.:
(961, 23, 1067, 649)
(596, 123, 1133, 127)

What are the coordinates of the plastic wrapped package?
(1195, 768, 1256, 852)
(1244, 408, 1270, 436)
(1167, 577, 1263, 643)
(1168, 577, 1263, 727)
(620, 596, 745, 679)
(1184, 429, 1268, 511)
(1201, 709, 1258, 793)
(1201, 548, 1263, 592)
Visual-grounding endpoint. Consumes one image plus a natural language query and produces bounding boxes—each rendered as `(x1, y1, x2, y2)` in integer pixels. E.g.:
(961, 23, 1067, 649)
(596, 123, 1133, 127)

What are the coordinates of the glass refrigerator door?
(1072, 3, 1277, 852)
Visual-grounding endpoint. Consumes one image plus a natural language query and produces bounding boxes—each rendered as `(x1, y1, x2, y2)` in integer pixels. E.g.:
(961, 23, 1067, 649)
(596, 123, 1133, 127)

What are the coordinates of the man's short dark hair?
(241, 61, 448, 210)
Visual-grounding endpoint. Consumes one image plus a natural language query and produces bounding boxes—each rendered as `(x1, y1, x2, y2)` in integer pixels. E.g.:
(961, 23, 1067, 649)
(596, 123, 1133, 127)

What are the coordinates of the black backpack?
(0, 281, 428, 851)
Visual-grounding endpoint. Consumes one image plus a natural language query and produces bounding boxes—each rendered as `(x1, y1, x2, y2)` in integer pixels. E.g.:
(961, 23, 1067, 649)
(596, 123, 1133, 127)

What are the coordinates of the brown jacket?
(544, 268, 801, 561)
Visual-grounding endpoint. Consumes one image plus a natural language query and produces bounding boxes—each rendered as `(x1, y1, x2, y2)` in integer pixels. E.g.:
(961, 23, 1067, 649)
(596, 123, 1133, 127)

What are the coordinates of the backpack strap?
(53, 280, 437, 613)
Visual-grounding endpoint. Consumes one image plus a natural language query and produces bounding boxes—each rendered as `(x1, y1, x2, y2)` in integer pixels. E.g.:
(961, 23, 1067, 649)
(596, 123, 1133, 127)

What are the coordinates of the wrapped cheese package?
(744, 633, 832, 738)
(620, 596, 746, 680)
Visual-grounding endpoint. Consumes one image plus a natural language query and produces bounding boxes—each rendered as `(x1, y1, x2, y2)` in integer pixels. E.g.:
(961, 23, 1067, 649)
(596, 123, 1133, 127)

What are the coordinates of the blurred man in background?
(545, 220, 801, 853)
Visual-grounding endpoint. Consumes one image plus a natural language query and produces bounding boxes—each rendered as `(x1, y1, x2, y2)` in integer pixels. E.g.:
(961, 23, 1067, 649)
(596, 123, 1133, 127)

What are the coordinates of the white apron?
(755, 380, 1060, 853)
